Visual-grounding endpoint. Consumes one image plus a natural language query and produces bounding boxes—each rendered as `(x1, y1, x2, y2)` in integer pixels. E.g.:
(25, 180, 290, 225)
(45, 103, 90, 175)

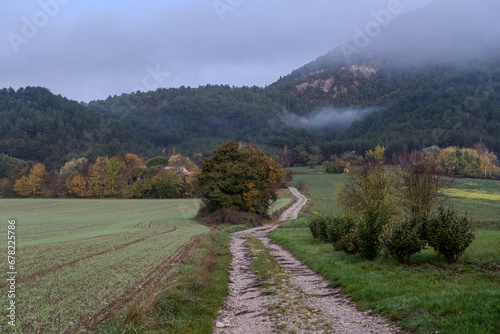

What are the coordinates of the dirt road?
(213, 187, 403, 334)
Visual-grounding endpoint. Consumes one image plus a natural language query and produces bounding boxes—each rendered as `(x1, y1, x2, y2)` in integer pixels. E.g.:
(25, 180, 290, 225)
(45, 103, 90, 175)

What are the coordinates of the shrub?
(379, 217, 426, 264)
(326, 216, 357, 250)
(357, 210, 390, 260)
(322, 160, 345, 174)
(309, 214, 358, 248)
(308, 214, 329, 242)
(427, 206, 475, 263)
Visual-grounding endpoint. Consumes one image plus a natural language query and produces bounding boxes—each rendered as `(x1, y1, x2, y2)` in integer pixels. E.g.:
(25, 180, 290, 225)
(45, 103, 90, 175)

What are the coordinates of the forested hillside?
(2, 63, 499, 170)
(89, 85, 286, 156)
(0, 87, 152, 169)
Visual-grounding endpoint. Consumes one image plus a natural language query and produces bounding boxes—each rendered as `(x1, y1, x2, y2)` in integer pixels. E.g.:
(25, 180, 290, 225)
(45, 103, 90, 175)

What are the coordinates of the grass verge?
(94, 225, 246, 334)
(270, 218, 500, 334)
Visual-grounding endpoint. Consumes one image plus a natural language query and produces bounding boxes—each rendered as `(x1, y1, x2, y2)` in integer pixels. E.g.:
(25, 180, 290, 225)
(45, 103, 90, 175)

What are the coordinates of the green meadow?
(271, 169, 500, 334)
(293, 168, 500, 225)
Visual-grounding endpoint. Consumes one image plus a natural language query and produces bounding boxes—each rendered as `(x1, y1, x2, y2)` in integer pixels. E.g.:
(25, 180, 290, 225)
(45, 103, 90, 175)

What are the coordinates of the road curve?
(279, 187, 308, 222)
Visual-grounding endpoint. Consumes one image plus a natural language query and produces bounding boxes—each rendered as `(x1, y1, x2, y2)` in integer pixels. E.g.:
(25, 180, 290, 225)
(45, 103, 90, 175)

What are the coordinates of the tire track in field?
(20, 226, 178, 283)
(79, 234, 204, 333)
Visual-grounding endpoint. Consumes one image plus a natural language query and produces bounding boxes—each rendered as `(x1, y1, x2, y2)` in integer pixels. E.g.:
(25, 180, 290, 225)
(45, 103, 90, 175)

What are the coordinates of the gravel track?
(213, 188, 403, 334)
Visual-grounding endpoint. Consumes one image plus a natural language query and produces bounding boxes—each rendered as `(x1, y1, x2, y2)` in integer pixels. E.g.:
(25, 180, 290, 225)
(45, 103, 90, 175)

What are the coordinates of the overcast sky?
(1, 0, 436, 102)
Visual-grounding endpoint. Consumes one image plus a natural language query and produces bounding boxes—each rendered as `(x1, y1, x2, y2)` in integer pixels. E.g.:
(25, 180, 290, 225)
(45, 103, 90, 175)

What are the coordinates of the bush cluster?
(327, 216, 357, 251)
(309, 212, 389, 259)
(308, 214, 358, 248)
(309, 205, 475, 264)
(337, 229, 359, 254)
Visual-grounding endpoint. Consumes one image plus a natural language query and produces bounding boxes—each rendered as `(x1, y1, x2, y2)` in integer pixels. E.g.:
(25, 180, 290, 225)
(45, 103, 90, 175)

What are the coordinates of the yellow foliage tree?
(168, 154, 199, 173)
(13, 163, 46, 197)
(88, 156, 109, 197)
(105, 156, 127, 197)
(13, 176, 31, 197)
(28, 163, 46, 196)
(436, 146, 500, 179)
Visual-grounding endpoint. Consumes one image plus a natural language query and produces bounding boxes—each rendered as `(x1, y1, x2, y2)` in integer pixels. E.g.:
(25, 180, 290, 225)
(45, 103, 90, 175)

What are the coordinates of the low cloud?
(281, 107, 377, 129)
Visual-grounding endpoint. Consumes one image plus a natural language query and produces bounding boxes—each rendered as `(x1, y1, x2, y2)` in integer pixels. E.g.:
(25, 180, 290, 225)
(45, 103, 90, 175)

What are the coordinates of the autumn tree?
(133, 167, 184, 199)
(44, 170, 66, 197)
(168, 154, 198, 172)
(124, 153, 144, 177)
(105, 156, 127, 197)
(13, 163, 47, 197)
(66, 173, 88, 197)
(28, 163, 46, 196)
(167, 154, 199, 197)
(13, 176, 31, 197)
(149, 169, 184, 198)
(435, 146, 500, 179)
(88, 156, 109, 197)
(197, 141, 285, 217)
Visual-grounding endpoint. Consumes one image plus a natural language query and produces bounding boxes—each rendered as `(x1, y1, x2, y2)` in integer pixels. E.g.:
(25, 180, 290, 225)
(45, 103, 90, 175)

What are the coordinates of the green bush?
(322, 160, 345, 174)
(427, 205, 475, 263)
(379, 217, 426, 264)
(357, 210, 390, 260)
(309, 214, 359, 251)
(308, 214, 329, 242)
(327, 216, 357, 250)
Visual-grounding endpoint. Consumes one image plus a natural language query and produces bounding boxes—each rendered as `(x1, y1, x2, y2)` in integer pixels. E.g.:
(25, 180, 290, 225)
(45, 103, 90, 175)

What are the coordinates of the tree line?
(0, 153, 199, 199)
(320, 143, 500, 180)
(1, 139, 498, 199)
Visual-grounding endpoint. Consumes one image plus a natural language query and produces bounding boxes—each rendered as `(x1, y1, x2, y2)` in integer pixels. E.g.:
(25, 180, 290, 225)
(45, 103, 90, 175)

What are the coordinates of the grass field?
(270, 188, 294, 216)
(291, 169, 500, 225)
(0, 199, 209, 333)
(270, 169, 500, 334)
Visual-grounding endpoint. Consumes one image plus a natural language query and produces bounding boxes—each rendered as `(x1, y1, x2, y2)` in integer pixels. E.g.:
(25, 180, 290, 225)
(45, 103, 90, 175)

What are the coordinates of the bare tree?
(398, 150, 449, 218)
